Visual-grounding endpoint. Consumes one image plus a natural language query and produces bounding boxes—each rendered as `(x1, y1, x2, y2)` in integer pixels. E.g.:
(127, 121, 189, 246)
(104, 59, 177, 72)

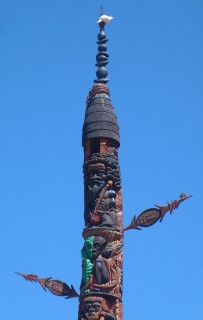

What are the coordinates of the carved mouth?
(92, 252, 97, 259)
(89, 180, 102, 187)
(87, 313, 96, 319)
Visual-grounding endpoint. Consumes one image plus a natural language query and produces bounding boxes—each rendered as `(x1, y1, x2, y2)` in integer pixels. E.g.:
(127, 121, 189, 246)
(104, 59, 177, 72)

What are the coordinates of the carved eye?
(94, 242, 100, 249)
(84, 303, 92, 312)
(94, 306, 100, 312)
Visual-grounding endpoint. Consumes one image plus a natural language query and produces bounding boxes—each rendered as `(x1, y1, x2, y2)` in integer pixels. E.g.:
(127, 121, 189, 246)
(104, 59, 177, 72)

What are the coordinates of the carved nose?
(88, 306, 94, 312)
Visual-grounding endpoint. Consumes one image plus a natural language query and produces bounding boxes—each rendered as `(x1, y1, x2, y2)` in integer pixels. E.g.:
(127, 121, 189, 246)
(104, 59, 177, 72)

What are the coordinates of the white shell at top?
(97, 15, 113, 25)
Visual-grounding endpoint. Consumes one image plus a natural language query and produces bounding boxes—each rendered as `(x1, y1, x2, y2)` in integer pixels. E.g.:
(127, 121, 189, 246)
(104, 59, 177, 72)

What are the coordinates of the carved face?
(92, 236, 107, 260)
(84, 301, 102, 320)
(82, 236, 94, 260)
(87, 164, 106, 190)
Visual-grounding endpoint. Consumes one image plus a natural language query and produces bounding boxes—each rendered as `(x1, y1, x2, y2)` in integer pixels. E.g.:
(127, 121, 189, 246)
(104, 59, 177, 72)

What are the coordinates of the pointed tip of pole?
(97, 6, 113, 26)
(95, 8, 113, 84)
(100, 5, 103, 17)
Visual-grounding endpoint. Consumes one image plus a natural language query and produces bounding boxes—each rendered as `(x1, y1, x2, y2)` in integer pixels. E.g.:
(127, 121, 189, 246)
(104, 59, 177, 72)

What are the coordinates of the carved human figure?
(92, 236, 109, 286)
(84, 152, 121, 227)
(81, 236, 109, 292)
(80, 297, 116, 320)
(86, 163, 106, 203)
(81, 235, 123, 298)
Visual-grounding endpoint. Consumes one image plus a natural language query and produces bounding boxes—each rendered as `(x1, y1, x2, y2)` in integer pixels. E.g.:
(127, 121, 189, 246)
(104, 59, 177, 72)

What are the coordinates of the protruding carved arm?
(90, 180, 114, 224)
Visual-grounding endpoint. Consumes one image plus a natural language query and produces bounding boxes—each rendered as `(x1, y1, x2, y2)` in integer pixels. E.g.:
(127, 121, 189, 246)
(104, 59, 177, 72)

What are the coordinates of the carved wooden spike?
(15, 272, 50, 290)
(155, 193, 192, 222)
(123, 215, 141, 231)
(124, 193, 192, 231)
(16, 272, 78, 298)
(46, 280, 79, 298)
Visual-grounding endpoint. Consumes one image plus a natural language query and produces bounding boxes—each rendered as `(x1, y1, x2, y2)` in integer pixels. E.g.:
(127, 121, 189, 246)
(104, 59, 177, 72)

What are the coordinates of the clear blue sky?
(1, 1, 202, 319)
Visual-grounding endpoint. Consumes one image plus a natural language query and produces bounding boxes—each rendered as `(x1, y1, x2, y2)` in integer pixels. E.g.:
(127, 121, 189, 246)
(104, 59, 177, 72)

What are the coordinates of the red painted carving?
(83, 228, 122, 242)
(115, 299, 123, 320)
(86, 83, 110, 105)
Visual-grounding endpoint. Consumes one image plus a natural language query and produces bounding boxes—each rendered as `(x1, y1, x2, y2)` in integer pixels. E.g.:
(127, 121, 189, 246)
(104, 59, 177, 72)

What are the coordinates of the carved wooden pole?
(16, 12, 191, 320)
(78, 15, 123, 320)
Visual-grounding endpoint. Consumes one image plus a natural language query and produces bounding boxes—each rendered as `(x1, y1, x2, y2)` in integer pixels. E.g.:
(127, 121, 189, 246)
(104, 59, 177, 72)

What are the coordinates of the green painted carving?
(82, 236, 94, 287)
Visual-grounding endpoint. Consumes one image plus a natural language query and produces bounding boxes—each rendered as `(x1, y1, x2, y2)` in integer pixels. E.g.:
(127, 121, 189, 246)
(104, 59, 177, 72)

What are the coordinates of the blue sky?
(0, 1, 202, 319)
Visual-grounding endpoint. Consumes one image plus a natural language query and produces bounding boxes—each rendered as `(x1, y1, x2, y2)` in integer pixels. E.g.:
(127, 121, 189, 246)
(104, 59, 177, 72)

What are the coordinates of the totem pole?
(17, 12, 191, 320)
